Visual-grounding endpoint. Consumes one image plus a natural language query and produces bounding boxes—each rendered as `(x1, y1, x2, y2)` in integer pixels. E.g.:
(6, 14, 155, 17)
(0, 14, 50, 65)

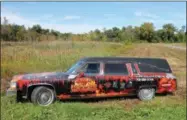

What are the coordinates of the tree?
(31, 25, 42, 34)
(1, 17, 186, 43)
(134, 26, 140, 39)
(120, 26, 136, 42)
(51, 29, 61, 40)
(16, 25, 27, 41)
(94, 29, 103, 41)
(104, 29, 115, 41)
(42, 29, 50, 34)
(139, 22, 155, 42)
(175, 25, 186, 42)
(103, 27, 121, 42)
(6, 24, 26, 41)
(122, 27, 126, 31)
(1, 17, 10, 41)
(112, 27, 121, 41)
(162, 23, 176, 42)
(60, 33, 72, 41)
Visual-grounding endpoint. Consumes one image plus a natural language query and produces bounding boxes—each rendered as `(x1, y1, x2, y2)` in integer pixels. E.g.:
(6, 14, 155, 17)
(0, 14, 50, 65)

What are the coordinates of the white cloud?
(1, 8, 103, 33)
(134, 11, 160, 19)
(63, 16, 81, 20)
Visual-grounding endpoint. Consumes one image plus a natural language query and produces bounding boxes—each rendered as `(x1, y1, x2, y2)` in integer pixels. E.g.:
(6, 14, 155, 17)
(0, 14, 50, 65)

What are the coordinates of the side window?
(104, 63, 128, 75)
(138, 63, 155, 72)
(131, 63, 138, 74)
(82, 63, 100, 74)
(138, 63, 168, 73)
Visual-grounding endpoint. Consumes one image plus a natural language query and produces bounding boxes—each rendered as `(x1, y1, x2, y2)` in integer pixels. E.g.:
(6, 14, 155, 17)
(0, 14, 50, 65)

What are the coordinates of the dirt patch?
(158, 44, 186, 51)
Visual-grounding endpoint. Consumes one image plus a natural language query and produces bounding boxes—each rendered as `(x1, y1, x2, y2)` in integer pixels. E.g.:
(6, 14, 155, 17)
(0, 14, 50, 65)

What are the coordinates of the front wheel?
(137, 88, 155, 101)
(31, 86, 55, 106)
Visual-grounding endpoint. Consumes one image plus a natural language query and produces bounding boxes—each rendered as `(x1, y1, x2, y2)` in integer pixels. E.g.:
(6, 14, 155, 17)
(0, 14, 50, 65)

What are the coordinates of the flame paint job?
(12, 62, 177, 100)
(157, 78, 177, 93)
(71, 77, 97, 93)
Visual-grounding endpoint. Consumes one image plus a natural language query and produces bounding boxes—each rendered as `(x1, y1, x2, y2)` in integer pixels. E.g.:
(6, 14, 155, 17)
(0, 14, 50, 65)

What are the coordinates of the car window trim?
(103, 62, 129, 75)
(81, 62, 101, 75)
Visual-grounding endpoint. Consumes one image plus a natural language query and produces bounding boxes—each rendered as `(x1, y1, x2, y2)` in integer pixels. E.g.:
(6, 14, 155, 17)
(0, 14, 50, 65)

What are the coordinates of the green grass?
(1, 96, 186, 120)
(1, 41, 186, 120)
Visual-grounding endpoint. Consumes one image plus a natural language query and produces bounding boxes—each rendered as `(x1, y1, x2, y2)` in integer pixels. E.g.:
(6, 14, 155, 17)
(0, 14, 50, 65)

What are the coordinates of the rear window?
(104, 63, 128, 75)
(138, 63, 171, 73)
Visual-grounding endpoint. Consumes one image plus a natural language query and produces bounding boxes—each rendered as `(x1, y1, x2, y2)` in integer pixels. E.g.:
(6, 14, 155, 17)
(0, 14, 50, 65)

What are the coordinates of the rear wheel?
(137, 88, 155, 101)
(31, 86, 55, 106)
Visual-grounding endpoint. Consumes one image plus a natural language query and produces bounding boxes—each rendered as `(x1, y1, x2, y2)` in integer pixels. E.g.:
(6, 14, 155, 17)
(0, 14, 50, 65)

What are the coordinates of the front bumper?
(6, 88, 17, 96)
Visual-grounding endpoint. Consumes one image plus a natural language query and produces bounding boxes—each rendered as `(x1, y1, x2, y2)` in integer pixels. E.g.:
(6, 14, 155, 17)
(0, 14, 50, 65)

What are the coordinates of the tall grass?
(1, 41, 133, 92)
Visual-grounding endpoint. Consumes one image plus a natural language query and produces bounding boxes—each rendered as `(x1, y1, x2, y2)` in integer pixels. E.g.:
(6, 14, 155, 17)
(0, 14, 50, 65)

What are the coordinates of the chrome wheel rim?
(140, 88, 155, 100)
(37, 90, 54, 106)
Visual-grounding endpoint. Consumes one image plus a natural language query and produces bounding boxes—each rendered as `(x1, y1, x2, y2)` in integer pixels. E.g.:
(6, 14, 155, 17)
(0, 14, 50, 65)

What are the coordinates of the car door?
(70, 62, 101, 94)
(101, 62, 132, 92)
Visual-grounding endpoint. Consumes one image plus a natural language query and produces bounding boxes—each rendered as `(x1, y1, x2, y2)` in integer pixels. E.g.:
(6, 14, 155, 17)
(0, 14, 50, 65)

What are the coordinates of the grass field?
(1, 41, 186, 120)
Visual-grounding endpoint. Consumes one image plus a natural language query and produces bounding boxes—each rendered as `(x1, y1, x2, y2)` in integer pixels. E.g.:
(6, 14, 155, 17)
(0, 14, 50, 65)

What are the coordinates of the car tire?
(31, 86, 55, 106)
(137, 88, 155, 101)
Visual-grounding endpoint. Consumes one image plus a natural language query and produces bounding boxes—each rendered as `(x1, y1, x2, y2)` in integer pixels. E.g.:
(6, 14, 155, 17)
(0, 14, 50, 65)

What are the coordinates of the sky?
(1, 2, 186, 33)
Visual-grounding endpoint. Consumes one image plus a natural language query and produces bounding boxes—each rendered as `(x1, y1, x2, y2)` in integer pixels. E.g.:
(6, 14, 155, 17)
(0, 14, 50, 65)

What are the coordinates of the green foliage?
(162, 23, 177, 42)
(1, 17, 186, 43)
(31, 25, 42, 34)
(175, 25, 186, 42)
(139, 22, 155, 42)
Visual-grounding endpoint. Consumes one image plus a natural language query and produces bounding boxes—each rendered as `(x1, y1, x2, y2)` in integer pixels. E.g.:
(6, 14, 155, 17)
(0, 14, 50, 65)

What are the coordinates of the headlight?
(10, 81, 17, 89)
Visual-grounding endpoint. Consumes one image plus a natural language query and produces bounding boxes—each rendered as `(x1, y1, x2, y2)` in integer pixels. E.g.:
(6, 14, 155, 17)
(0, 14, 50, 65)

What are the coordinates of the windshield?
(66, 61, 85, 74)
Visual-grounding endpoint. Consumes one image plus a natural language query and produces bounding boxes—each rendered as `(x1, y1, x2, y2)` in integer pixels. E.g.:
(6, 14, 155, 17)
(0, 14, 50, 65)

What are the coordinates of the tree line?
(1, 17, 186, 43)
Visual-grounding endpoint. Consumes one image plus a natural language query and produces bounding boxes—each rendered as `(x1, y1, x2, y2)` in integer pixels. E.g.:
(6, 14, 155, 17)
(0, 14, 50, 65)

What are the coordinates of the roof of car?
(79, 57, 172, 73)
(80, 57, 166, 62)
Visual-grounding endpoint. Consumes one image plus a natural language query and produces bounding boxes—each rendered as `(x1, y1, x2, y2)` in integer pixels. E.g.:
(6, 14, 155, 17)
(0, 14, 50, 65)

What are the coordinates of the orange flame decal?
(71, 77, 97, 93)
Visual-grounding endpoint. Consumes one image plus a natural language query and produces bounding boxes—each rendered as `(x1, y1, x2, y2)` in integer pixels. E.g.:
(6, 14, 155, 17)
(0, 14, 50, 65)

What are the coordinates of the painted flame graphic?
(71, 78, 97, 93)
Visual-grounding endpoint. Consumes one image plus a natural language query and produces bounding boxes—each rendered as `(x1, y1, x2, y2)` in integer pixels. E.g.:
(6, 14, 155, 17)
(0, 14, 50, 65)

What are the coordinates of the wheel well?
(27, 85, 55, 101)
(136, 81, 157, 90)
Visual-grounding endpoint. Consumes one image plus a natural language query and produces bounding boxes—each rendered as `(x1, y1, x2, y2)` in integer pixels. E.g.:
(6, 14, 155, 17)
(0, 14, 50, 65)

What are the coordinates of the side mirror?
(78, 72, 84, 78)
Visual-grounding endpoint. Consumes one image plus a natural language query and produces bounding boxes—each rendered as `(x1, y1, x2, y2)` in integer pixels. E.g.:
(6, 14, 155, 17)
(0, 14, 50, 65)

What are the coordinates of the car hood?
(12, 72, 69, 81)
